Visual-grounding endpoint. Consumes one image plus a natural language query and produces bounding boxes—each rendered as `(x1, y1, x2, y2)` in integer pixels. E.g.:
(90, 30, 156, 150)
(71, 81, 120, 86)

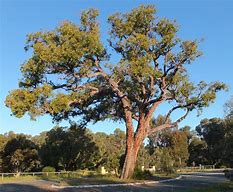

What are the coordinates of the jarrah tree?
(5, 5, 226, 179)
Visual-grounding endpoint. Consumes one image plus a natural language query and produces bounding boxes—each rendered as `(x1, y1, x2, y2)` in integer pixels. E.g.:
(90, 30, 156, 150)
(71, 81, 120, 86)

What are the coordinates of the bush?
(42, 166, 56, 172)
(159, 149, 175, 174)
(219, 165, 227, 169)
(42, 166, 56, 177)
(132, 168, 152, 180)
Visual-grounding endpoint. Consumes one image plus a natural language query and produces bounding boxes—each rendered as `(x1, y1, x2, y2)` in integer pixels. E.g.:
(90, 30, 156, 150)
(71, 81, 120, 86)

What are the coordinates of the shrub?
(159, 149, 175, 174)
(42, 166, 56, 172)
(42, 166, 56, 177)
(132, 168, 152, 180)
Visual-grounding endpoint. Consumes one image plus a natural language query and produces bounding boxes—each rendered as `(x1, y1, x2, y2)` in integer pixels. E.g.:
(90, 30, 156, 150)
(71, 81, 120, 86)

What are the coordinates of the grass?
(0, 174, 135, 185)
(178, 168, 224, 174)
(0, 175, 41, 183)
(58, 175, 134, 186)
(0, 172, 179, 186)
(183, 182, 233, 192)
(49, 172, 178, 186)
(0, 171, 191, 187)
(11, 171, 176, 186)
(153, 173, 178, 178)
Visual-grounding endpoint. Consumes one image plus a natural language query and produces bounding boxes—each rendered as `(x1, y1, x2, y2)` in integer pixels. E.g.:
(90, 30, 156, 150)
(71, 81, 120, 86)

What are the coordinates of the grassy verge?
(153, 173, 178, 179)
(183, 182, 233, 192)
(178, 168, 224, 174)
(0, 175, 41, 183)
(58, 175, 134, 186)
(49, 173, 178, 186)
(0, 172, 178, 186)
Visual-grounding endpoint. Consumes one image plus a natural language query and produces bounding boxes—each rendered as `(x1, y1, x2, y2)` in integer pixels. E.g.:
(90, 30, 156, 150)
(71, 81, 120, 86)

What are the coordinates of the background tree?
(188, 136, 208, 166)
(40, 124, 98, 171)
(196, 118, 225, 166)
(148, 128, 189, 169)
(5, 5, 226, 178)
(32, 131, 47, 147)
(224, 96, 233, 118)
(180, 125, 194, 143)
(93, 128, 125, 175)
(222, 117, 233, 167)
(2, 135, 40, 172)
(222, 97, 233, 167)
(0, 134, 9, 172)
(169, 130, 189, 167)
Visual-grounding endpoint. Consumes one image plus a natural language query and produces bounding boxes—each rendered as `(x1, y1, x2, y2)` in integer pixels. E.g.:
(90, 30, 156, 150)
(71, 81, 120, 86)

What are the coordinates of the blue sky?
(0, 0, 232, 136)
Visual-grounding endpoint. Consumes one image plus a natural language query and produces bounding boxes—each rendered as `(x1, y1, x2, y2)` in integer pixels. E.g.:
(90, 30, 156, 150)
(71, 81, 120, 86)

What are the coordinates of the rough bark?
(120, 120, 145, 179)
(120, 138, 141, 179)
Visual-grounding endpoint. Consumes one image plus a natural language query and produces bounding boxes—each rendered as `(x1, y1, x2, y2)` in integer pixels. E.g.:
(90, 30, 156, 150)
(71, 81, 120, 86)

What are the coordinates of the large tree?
(5, 5, 226, 179)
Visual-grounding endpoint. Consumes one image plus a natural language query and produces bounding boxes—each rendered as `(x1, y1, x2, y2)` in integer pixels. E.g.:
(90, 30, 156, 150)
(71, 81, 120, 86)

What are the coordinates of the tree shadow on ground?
(0, 183, 52, 192)
(61, 176, 125, 186)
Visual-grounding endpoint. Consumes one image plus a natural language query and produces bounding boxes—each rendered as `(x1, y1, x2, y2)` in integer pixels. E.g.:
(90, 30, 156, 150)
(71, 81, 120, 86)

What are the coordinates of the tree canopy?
(5, 5, 226, 125)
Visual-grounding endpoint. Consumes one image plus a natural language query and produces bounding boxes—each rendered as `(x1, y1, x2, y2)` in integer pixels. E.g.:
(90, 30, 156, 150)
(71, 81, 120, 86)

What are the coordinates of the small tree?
(5, 5, 226, 179)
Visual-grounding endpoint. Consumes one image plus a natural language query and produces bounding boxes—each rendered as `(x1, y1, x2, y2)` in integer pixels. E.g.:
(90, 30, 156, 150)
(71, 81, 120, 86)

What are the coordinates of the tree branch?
(94, 59, 135, 136)
(147, 108, 190, 136)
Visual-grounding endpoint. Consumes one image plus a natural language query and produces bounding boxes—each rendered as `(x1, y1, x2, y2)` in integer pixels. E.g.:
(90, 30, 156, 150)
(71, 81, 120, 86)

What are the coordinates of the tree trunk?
(120, 135, 142, 179)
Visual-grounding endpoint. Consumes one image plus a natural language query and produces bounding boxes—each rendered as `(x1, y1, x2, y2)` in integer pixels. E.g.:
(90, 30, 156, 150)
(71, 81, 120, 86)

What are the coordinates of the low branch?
(147, 108, 190, 136)
(172, 108, 190, 125)
(147, 123, 172, 136)
(165, 102, 194, 123)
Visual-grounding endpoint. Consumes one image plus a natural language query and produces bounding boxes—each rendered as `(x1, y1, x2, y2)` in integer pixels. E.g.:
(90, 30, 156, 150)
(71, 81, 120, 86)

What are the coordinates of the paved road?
(0, 172, 227, 192)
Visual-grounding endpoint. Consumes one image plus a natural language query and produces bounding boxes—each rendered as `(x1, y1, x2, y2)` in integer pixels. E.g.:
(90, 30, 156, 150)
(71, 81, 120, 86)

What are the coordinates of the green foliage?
(188, 137, 208, 166)
(5, 5, 226, 125)
(224, 96, 233, 118)
(0, 134, 9, 172)
(93, 128, 125, 174)
(222, 118, 233, 167)
(40, 124, 99, 171)
(136, 145, 152, 168)
(148, 125, 190, 170)
(42, 166, 55, 172)
(188, 110, 233, 168)
(1, 135, 40, 172)
(31, 131, 47, 147)
(132, 168, 152, 180)
(5, 84, 52, 120)
(157, 148, 175, 173)
(196, 118, 226, 166)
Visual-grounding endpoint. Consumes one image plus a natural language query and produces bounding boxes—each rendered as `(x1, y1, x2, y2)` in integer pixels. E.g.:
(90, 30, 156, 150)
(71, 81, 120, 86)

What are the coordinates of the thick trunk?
(121, 145, 136, 179)
(120, 113, 148, 179)
(120, 133, 143, 179)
